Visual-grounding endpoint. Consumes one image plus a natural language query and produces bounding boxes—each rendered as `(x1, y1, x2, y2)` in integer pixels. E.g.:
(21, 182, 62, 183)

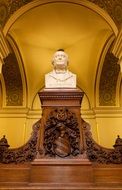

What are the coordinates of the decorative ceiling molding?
(0, 0, 121, 28)
(6, 34, 27, 108)
(0, 28, 10, 58)
(0, 28, 10, 73)
(112, 27, 122, 74)
(88, 0, 122, 27)
(112, 27, 122, 59)
(0, 0, 9, 26)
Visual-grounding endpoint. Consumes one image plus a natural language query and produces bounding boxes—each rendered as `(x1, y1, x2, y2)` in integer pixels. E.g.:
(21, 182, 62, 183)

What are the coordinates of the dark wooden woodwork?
(29, 88, 94, 185)
(1, 88, 122, 189)
(0, 163, 122, 189)
(37, 88, 85, 158)
(93, 163, 122, 186)
(0, 121, 40, 163)
(0, 88, 122, 164)
(0, 163, 30, 185)
(30, 159, 93, 184)
(84, 121, 122, 164)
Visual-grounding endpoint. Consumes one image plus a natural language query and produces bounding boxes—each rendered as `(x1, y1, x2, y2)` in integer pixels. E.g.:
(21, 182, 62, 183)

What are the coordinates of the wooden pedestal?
(30, 158, 93, 186)
(37, 88, 85, 155)
(30, 88, 93, 186)
(1, 90, 122, 189)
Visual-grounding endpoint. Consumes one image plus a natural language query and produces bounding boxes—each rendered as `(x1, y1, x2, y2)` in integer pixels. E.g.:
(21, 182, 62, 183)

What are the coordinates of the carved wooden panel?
(0, 87, 122, 164)
(0, 120, 40, 164)
(43, 108, 81, 158)
(83, 119, 122, 164)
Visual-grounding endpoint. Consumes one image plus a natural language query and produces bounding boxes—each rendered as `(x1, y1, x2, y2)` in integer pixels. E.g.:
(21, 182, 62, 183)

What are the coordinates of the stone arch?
(2, 35, 27, 107)
(2, 0, 118, 35)
(1, 0, 120, 108)
(95, 34, 120, 107)
(0, 0, 121, 29)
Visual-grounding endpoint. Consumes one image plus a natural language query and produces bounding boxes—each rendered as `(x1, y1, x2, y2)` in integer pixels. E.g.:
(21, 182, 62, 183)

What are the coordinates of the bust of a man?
(45, 49, 76, 88)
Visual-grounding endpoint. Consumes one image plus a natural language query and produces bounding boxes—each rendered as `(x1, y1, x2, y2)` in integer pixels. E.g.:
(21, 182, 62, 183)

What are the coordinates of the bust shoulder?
(45, 70, 76, 88)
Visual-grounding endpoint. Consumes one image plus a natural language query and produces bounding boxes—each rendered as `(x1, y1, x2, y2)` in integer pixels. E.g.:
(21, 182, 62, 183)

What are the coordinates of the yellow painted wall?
(82, 116, 122, 149)
(0, 112, 122, 149)
(95, 117, 122, 148)
(0, 116, 39, 148)
(0, 94, 122, 149)
(0, 0, 119, 150)
(0, 117, 26, 148)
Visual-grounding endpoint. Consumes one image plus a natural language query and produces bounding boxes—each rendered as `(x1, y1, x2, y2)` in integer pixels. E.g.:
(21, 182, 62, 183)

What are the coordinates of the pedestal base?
(30, 159, 93, 185)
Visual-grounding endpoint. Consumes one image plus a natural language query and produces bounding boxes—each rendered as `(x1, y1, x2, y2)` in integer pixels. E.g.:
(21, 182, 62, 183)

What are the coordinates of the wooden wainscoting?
(0, 162, 122, 189)
(0, 163, 30, 186)
(93, 163, 122, 186)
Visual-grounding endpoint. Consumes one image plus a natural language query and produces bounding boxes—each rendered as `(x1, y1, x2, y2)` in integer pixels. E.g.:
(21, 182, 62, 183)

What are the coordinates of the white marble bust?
(45, 49, 76, 88)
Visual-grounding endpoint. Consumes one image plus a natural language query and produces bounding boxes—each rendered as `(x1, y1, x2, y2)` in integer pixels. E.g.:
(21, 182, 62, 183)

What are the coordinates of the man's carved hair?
(52, 49, 69, 65)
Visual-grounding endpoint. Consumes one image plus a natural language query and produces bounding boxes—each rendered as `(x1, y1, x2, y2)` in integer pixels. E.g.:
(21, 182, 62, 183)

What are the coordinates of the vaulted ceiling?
(0, 0, 122, 109)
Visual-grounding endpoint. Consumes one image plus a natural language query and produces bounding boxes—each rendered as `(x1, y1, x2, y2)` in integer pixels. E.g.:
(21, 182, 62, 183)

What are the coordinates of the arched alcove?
(0, 0, 121, 148)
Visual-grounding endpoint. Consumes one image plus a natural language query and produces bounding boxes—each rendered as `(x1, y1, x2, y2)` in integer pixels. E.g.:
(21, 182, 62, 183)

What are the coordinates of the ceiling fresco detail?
(2, 53, 23, 106)
(89, 0, 122, 27)
(0, 1, 8, 26)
